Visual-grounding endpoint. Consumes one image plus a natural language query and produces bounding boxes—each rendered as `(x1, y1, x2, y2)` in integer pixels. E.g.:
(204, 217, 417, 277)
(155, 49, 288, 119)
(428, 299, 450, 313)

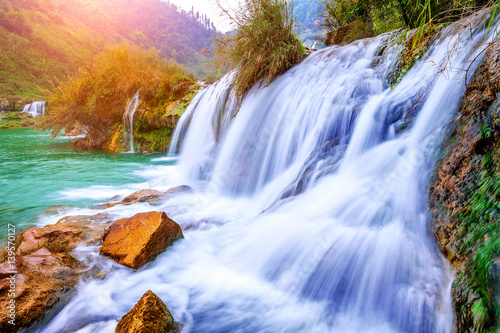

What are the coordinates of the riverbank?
(0, 129, 164, 238)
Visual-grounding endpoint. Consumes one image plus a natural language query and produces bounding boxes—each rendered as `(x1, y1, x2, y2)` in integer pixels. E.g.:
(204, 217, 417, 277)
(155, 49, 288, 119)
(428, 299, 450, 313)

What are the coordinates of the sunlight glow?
(169, 0, 238, 32)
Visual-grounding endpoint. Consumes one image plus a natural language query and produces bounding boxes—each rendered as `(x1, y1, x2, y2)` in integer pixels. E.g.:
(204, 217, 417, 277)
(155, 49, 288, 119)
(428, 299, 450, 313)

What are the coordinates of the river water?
(0, 129, 162, 238)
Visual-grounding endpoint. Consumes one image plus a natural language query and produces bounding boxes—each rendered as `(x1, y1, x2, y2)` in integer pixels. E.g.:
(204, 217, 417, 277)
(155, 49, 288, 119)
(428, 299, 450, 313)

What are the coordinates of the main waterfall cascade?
(39, 12, 498, 333)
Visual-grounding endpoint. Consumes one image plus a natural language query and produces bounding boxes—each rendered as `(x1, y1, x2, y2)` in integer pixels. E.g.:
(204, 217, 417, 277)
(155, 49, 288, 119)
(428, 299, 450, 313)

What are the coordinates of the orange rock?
(0, 213, 113, 331)
(116, 290, 177, 333)
(100, 212, 182, 269)
(0, 248, 82, 331)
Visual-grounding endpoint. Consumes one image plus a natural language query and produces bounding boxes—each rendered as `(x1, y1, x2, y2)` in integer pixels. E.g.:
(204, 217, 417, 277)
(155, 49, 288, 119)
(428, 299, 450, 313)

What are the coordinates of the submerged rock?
(115, 290, 177, 333)
(99, 189, 163, 209)
(100, 211, 183, 269)
(98, 186, 194, 209)
(164, 185, 194, 196)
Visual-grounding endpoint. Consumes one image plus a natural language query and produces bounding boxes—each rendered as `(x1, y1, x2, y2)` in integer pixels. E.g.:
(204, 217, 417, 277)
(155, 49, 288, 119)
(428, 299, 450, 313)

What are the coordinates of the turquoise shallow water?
(0, 128, 161, 238)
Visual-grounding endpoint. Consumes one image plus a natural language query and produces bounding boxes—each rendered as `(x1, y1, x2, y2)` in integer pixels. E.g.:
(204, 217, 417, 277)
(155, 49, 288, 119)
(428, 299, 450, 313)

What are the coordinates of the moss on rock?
(429, 40, 500, 332)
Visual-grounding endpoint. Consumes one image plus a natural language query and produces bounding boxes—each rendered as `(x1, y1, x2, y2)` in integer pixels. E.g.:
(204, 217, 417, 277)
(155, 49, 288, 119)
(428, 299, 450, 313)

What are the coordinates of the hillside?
(293, 0, 322, 46)
(0, 0, 216, 100)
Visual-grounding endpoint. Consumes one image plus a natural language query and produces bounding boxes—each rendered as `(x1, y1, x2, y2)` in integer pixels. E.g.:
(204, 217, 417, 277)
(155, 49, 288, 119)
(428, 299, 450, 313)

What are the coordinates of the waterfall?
(22, 101, 46, 117)
(39, 11, 498, 333)
(123, 90, 140, 153)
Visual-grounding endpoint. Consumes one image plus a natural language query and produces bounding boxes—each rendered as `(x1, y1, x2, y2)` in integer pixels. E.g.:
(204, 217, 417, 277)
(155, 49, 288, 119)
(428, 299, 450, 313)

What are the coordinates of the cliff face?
(429, 39, 500, 332)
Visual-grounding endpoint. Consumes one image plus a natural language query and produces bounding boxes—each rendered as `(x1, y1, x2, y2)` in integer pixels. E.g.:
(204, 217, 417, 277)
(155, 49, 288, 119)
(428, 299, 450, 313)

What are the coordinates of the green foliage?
(319, 0, 496, 40)
(40, 44, 192, 149)
(457, 148, 500, 329)
(213, 0, 306, 100)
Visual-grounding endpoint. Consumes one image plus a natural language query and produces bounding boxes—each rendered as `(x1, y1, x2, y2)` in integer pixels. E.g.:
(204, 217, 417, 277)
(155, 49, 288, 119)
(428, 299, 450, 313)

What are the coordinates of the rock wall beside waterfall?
(72, 84, 201, 153)
(429, 39, 500, 332)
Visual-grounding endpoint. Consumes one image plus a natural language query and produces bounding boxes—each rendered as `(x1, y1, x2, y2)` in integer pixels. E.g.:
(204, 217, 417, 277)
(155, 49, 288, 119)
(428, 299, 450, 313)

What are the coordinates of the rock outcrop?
(16, 213, 114, 256)
(0, 248, 82, 332)
(429, 39, 500, 332)
(100, 211, 183, 269)
(0, 213, 114, 331)
(115, 290, 177, 333)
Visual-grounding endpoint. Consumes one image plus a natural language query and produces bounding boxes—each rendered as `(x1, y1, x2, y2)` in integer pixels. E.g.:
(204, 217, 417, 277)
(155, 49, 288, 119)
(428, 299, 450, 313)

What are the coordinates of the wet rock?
(163, 185, 194, 197)
(0, 213, 114, 331)
(115, 290, 177, 333)
(429, 39, 500, 332)
(97, 189, 164, 209)
(16, 213, 114, 256)
(117, 189, 163, 206)
(63, 124, 84, 136)
(100, 211, 183, 269)
(98, 187, 194, 209)
(0, 248, 82, 331)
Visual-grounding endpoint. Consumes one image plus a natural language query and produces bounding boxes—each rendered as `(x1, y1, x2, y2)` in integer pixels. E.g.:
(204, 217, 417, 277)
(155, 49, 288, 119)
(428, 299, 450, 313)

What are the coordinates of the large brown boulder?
(100, 211, 183, 269)
(115, 290, 177, 333)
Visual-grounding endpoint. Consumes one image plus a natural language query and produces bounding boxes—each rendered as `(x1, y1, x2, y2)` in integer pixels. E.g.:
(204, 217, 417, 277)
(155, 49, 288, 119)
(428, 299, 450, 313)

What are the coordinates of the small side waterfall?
(22, 101, 46, 117)
(122, 90, 140, 153)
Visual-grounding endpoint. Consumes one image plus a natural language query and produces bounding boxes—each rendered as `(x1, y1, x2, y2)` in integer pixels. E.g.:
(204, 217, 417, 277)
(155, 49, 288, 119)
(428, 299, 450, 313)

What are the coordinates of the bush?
(319, 0, 497, 36)
(212, 0, 306, 99)
(41, 44, 192, 148)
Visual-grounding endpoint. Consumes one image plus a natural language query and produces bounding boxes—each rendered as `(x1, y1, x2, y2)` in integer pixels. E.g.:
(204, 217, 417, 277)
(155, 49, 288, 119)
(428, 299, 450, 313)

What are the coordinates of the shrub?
(40, 43, 191, 148)
(212, 0, 306, 99)
(319, 0, 497, 36)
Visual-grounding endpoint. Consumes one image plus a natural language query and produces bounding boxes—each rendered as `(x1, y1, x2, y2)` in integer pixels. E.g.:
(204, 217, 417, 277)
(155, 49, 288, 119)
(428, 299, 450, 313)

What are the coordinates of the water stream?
(28, 12, 499, 333)
(123, 90, 140, 153)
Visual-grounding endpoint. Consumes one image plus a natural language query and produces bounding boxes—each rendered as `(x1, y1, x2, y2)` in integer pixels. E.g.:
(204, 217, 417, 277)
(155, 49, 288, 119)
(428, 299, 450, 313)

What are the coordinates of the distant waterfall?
(22, 101, 46, 117)
(123, 90, 140, 153)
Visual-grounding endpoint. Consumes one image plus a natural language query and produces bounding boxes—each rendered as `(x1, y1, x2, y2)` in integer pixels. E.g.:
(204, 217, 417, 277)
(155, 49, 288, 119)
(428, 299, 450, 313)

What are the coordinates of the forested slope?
(0, 0, 216, 100)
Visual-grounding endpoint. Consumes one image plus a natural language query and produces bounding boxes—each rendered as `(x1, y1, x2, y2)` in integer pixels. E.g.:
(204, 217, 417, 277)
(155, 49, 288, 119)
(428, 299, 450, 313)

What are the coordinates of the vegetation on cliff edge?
(212, 0, 306, 100)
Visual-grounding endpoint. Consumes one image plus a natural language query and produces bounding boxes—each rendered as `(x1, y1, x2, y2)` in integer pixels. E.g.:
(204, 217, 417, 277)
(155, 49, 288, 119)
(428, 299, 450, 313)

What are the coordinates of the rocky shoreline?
(0, 187, 190, 332)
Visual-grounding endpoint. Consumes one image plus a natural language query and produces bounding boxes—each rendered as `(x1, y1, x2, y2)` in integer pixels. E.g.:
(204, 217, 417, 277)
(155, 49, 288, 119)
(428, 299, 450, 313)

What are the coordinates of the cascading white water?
(123, 90, 140, 153)
(37, 11, 498, 333)
(22, 101, 46, 117)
